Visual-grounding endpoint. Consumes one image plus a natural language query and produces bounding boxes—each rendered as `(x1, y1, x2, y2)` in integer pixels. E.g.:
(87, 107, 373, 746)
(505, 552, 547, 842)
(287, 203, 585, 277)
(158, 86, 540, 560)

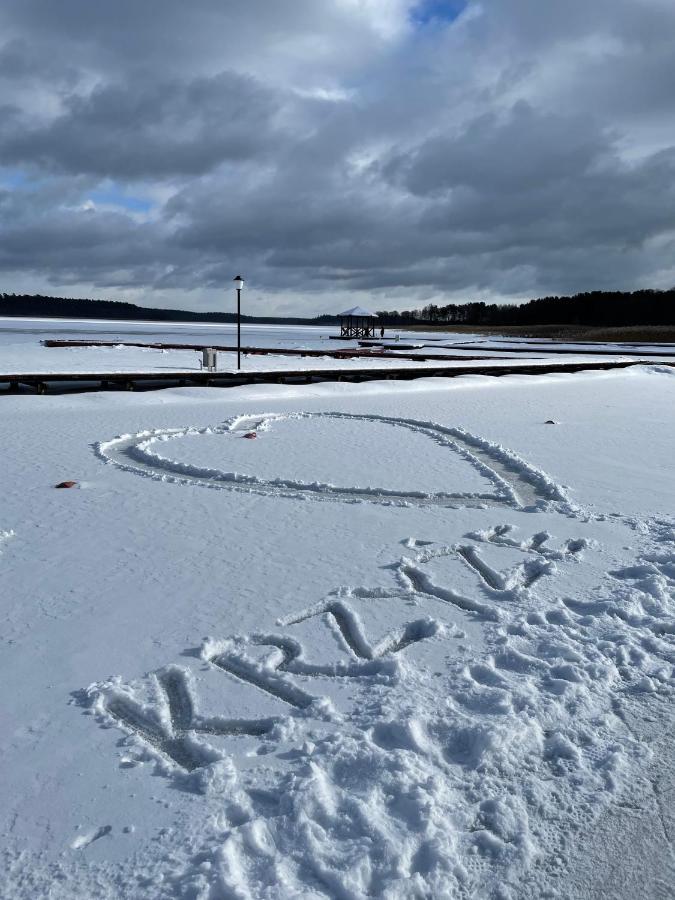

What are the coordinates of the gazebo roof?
(337, 306, 378, 318)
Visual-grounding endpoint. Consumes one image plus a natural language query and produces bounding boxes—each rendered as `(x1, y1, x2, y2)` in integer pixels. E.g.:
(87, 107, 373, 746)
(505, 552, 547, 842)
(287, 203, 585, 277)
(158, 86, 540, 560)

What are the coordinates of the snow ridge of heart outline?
(95, 412, 575, 512)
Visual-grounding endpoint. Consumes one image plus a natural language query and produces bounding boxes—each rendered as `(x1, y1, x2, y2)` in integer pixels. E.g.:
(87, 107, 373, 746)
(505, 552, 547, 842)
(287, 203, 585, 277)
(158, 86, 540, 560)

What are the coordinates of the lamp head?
(233, 275, 244, 290)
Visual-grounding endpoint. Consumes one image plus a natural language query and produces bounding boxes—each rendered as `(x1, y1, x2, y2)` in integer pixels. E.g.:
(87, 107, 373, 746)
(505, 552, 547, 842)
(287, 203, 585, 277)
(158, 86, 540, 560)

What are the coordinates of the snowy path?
(2, 368, 674, 898)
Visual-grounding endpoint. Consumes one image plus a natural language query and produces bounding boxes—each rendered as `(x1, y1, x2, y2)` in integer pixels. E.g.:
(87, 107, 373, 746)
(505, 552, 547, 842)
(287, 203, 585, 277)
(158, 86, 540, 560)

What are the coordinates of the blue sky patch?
(0, 168, 28, 189)
(90, 186, 153, 213)
(410, 0, 466, 27)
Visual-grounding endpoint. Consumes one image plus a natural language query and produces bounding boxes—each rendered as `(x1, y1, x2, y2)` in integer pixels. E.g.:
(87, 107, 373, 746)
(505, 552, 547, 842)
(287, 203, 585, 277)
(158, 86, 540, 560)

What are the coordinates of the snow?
(4, 317, 675, 378)
(1, 330, 675, 898)
(337, 307, 378, 317)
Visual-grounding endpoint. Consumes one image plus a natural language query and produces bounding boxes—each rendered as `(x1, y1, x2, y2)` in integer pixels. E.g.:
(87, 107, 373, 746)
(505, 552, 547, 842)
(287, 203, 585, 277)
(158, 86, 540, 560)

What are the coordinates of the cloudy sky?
(1, 0, 675, 316)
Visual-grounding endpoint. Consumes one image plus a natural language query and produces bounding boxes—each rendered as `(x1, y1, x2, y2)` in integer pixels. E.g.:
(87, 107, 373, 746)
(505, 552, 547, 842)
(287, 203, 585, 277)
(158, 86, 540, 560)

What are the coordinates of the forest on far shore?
(374, 289, 675, 326)
(1, 288, 673, 327)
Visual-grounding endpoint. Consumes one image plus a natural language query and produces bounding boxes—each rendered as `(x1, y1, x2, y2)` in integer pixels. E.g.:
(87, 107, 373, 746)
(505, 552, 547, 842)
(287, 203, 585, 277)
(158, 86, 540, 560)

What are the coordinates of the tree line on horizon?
(1, 288, 674, 327)
(375, 289, 675, 326)
(0, 293, 312, 325)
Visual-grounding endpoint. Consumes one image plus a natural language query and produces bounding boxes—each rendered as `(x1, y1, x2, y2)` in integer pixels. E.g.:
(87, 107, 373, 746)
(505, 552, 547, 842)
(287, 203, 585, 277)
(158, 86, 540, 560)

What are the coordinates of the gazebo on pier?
(337, 306, 378, 339)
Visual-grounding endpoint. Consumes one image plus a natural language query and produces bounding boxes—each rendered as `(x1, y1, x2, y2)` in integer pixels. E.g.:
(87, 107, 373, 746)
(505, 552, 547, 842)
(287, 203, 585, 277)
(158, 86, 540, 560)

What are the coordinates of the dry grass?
(406, 323, 675, 343)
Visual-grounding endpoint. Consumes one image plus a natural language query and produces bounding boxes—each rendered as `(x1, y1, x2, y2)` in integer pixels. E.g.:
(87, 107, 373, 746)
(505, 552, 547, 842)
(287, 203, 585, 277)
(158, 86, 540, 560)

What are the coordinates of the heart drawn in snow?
(97, 412, 558, 510)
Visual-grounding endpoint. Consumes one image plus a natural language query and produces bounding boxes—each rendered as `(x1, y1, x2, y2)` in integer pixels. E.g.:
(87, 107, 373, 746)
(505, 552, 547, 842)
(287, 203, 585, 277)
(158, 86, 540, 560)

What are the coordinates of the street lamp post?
(233, 275, 244, 370)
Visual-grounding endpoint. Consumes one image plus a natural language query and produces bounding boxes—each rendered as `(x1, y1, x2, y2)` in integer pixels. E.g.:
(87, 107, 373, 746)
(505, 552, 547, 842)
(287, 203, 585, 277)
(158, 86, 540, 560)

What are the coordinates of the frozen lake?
(3, 316, 669, 381)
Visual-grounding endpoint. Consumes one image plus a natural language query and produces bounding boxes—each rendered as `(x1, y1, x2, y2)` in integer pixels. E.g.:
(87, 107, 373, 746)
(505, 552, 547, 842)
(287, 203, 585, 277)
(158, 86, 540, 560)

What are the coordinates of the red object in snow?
(243, 432, 257, 440)
(55, 481, 77, 488)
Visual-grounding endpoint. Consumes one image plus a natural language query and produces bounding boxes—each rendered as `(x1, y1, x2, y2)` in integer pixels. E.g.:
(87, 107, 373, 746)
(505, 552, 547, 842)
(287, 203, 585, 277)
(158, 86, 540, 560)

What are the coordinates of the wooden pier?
(41, 338, 512, 364)
(2, 359, 673, 395)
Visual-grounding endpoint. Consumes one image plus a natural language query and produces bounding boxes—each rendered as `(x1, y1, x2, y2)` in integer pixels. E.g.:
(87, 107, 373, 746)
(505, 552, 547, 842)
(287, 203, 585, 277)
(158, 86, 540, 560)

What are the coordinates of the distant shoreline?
(407, 323, 675, 343)
(3, 315, 675, 344)
(0, 314, 326, 329)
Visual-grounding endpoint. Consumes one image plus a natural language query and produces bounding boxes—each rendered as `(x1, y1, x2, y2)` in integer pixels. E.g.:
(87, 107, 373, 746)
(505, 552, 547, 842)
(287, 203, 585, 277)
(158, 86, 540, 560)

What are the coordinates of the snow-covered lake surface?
(3, 316, 674, 377)
(2, 343, 675, 897)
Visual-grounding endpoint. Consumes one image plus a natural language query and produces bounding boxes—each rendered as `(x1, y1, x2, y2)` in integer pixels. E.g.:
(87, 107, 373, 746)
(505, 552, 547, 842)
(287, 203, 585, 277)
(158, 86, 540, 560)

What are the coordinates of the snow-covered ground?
(3, 317, 674, 378)
(2, 361, 675, 898)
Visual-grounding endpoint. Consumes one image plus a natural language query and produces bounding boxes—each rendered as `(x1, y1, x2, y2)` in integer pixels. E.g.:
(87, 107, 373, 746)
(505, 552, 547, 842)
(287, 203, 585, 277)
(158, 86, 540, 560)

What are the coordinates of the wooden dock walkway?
(41, 338, 512, 364)
(2, 359, 672, 395)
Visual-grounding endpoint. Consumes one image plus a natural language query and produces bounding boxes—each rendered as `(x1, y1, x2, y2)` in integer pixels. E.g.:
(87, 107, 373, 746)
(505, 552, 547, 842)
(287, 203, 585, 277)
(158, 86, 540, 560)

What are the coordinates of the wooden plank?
(1, 359, 674, 395)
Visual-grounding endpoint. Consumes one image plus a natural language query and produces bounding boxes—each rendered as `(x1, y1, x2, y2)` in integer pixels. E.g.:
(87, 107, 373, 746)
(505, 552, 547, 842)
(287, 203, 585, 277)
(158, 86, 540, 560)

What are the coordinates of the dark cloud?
(0, 72, 279, 178)
(385, 103, 605, 195)
(0, 0, 674, 312)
